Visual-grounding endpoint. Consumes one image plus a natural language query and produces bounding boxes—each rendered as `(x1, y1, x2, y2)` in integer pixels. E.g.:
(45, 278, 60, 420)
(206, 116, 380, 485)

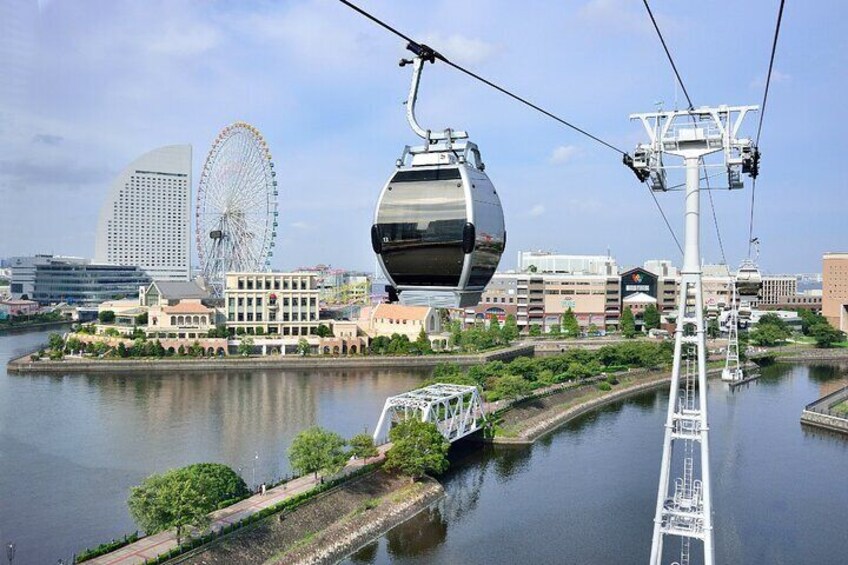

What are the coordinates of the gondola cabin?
(371, 143, 505, 308)
(735, 260, 763, 299)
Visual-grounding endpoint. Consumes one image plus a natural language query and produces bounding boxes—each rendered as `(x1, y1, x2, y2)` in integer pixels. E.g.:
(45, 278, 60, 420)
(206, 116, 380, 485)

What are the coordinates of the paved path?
(87, 446, 389, 565)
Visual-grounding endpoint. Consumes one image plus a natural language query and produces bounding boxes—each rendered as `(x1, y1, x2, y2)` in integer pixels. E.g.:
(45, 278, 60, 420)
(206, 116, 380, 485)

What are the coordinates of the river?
(0, 329, 430, 564)
(346, 362, 848, 565)
(3, 330, 847, 564)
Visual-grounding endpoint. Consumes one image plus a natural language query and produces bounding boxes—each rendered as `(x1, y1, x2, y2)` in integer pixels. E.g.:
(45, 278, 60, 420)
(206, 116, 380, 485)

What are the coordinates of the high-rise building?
(95, 145, 192, 281)
(822, 252, 848, 330)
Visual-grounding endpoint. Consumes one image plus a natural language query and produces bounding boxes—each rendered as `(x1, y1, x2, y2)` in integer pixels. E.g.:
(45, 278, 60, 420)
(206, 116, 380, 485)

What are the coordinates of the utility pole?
(627, 105, 759, 565)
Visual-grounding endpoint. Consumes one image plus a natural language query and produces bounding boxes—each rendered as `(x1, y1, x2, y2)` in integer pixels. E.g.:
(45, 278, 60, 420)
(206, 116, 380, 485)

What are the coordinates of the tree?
(384, 419, 450, 481)
(237, 336, 254, 356)
(288, 427, 348, 480)
(548, 323, 561, 336)
(316, 323, 334, 338)
(98, 310, 115, 324)
(621, 307, 637, 338)
(177, 344, 186, 356)
(529, 324, 542, 337)
(128, 463, 247, 544)
(643, 304, 660, 330)
(749, 324, 790, 347)
(749, 313, 792, 346)
(501, 314, 519, 343)
(707, 318, 720, 339)
(810, 322, 845, 348)
(493, 374, 533, 400)
(797, 310, 829, 336)
(188, 341, 204, 357)
(297, 337, 310, 355)
(48, 332, 64, 351)
(414, 327, 432, 355)
(561, 308, 580, 337)
(349, 433, 379, 463)
(135, 312, 149, 326)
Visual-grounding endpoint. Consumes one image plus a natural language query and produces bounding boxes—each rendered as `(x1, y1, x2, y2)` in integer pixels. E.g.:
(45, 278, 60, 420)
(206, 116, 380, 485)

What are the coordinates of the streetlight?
(6, 542, 15, 565)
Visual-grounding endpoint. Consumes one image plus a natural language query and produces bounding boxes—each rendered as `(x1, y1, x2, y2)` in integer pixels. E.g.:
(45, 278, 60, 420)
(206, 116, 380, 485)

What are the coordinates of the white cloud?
(418, 33, 499, 66)
(750, 70, 791, 89)
(527, 204, 546, 217)
(550, 145, 579, 164)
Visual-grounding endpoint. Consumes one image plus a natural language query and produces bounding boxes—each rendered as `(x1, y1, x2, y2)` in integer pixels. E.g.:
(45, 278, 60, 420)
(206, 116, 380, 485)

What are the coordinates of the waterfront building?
(147, 299, 217, 339)
(517, 250, 617, 275)
(357, 303, 441, 341)
(822, 252, 848, 330)
(9, 255, 150, 305)
(224, 272, 319, 337)
(94, 145, 192, 281)
(0, 299, 39, 317)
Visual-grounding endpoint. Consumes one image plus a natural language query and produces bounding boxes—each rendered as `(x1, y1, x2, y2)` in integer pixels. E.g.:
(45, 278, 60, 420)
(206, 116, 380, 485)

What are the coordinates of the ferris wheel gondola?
(371, 46, 505, 308)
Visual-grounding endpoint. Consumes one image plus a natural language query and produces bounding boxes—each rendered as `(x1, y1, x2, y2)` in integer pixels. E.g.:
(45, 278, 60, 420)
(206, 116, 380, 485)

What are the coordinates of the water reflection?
(0, 330, 431, 564)
(347, 363, 848, 565)
(386, 506, 448, 559)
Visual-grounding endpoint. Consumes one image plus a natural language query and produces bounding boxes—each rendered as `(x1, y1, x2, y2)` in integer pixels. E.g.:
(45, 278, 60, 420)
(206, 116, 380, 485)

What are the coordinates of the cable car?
(372, 143, 505, 307)
(735, 259, 762, 299)
(371, 49, 505, 308)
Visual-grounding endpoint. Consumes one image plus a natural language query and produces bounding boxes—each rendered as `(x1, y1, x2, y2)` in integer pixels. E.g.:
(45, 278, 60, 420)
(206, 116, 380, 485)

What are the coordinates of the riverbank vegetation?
(428, 340, 674, 402)
(128, 463, 250, 544)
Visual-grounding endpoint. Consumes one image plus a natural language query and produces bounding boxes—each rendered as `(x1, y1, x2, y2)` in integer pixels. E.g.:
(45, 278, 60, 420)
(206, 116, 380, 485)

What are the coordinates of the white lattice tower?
(629, 105, 759, 565)
(722, 284, 743, 382)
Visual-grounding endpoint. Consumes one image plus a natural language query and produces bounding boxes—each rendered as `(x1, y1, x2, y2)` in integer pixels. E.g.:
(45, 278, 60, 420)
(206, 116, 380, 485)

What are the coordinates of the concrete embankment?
(7, 344, 534, 374)
(800, 410, 848, 434)
(800, 384, 848, 435)
(777, 347, 848, 363)
(491, 367, 730, 445)
(170, 470, 444, 565)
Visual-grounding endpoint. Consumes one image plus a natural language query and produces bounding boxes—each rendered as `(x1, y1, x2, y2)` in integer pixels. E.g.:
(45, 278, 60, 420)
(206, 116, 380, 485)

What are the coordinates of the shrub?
(597, 382, 612, 391)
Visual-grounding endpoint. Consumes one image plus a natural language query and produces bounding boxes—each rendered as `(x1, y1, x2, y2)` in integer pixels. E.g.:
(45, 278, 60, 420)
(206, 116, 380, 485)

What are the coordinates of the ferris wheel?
(196, 121, 278, 296)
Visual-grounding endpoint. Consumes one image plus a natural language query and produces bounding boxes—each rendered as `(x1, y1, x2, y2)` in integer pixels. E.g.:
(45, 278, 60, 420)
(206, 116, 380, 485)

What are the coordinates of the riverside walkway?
(88, 446, 390, 565)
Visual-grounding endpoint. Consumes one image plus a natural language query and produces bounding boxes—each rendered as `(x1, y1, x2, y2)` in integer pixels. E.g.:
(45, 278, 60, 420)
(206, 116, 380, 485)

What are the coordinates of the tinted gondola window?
(377, 170, 466, 287)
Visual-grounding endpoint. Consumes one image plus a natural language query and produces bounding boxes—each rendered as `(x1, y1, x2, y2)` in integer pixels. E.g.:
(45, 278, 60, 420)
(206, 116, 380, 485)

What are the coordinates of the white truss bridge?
(372, 383, 485, 443)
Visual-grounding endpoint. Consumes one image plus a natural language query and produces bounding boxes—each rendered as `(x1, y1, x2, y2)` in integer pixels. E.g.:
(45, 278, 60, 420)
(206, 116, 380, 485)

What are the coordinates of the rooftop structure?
(517, 250, 617, 275)
(94, 145, 192, 281)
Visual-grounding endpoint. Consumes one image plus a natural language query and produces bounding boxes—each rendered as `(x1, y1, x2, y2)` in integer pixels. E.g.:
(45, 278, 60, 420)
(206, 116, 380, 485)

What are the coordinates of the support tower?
(628, 105, 759, 565)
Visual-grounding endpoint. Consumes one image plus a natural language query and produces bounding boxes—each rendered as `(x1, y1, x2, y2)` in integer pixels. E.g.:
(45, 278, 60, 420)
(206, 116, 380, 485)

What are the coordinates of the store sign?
(620, 269, 658, 299)
(561, 298, 576, 309)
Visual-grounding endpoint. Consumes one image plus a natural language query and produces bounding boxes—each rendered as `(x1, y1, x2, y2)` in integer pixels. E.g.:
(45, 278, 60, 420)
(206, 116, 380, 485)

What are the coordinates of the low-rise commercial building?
(224, 272, 319, 337)
(358, 303, 441, 340)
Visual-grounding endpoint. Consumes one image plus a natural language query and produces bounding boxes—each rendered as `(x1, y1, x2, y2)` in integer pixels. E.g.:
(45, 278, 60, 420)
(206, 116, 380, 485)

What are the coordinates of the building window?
(247, 297, 253, 306)
(256, 297, 263, 307)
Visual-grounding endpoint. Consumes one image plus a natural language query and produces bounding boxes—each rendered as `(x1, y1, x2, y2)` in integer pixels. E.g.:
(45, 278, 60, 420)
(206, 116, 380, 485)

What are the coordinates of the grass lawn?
(831, 400, 848, 417)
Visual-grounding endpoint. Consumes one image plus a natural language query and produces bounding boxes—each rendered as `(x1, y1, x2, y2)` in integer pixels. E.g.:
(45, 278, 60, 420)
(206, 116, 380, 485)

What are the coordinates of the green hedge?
(75, 532, 139, 563)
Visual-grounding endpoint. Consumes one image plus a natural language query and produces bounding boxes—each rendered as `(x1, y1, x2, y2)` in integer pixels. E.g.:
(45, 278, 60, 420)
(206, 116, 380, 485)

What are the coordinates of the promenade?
(87, 446, 389, 565)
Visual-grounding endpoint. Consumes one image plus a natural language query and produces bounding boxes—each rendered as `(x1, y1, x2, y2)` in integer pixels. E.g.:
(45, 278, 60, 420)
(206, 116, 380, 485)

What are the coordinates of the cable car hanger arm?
(400, 42, 468, 144)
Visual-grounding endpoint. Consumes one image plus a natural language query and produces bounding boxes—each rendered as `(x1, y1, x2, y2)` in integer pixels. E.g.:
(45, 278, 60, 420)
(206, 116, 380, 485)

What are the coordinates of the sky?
(1, 0, 845, 275)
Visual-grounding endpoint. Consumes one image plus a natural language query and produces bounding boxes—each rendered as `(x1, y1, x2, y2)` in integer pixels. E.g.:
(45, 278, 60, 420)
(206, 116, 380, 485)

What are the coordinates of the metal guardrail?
(804, 384, 848, 412)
